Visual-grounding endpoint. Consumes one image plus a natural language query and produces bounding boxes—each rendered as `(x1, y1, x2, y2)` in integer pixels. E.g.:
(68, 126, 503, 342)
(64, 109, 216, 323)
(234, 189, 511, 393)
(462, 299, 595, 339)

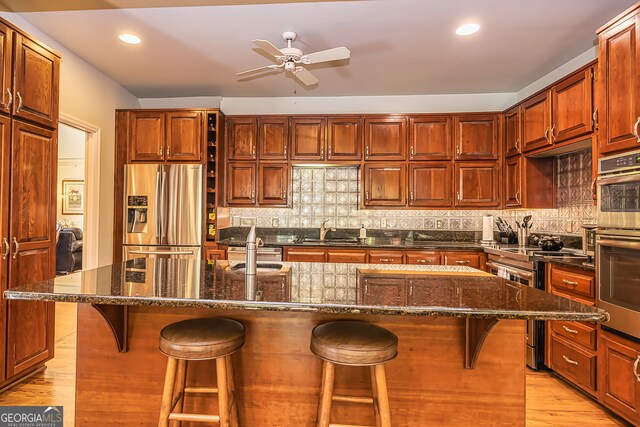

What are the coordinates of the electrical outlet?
(271, 217, 279, 227)
(436, 219, 445, 229)
(381, 218, 387, 228)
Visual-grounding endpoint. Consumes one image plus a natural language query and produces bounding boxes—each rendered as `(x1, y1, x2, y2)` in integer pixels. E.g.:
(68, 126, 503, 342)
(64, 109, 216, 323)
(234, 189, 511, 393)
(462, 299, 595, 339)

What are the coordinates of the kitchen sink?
(229, 263, 284, 272)
(302, 237, 360, 244)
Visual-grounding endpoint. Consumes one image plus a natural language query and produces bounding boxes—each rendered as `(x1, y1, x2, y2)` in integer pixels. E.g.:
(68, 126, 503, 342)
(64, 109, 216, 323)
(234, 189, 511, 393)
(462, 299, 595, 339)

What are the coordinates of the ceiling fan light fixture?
(456, 23, 480, 36)
(119, 33, 141, 45)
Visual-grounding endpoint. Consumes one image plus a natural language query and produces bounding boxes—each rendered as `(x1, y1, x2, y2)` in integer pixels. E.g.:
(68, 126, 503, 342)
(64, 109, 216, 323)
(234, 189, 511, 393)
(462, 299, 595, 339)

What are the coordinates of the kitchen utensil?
(522, 215, 532, 226)
(532, 235, 564, 251)
(516, 220, 521, 229)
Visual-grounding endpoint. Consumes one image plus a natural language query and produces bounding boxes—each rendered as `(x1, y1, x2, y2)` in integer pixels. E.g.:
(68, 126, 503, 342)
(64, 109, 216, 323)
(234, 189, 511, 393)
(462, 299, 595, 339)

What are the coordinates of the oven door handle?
(597, 238, 640, 249)
(598, 172, 640, 185)
(486, 261, 533, 280)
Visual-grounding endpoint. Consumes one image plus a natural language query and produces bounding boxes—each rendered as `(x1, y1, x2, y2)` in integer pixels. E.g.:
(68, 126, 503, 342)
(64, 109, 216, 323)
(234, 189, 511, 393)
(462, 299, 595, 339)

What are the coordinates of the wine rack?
(205, 110, 219, 242)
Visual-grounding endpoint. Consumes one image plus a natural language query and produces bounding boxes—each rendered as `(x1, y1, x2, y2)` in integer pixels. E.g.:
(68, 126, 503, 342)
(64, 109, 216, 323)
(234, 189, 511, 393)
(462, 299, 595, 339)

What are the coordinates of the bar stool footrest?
(169, 413, 220, 423)
(329, 424, 373, 427)
(184, 386, 219, 394)
(331, 395, 374, 404)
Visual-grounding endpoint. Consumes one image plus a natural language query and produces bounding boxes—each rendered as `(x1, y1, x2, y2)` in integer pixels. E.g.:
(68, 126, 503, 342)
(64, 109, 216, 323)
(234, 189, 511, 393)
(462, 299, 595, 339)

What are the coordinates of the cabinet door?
(408, 163, 452, 207)
(599, 331, 640, 425)
(257, 274, 289, 303)
(364, 117, 407, 161)
(0, 23, 12, 113)
(7, 121, 56, 377)
(368, 250, 404, 264)
(504, 156, 522, 208)
(551, 68, 593, 143)
(454, 162, 500, 207)
(406, 251, 441, 265)
(522, 91, 552, 152)
(442, 252, 481, 269)
(504, 107, 521, 157)
(326, 249, 367, 263)
(598, 15, 640, 155)
(454, 115, 499, 160)
(258, 117, 289, 160)
(291, 117, 326, 160)
(12, 33, 60, 129)
(363, 164, 406, 207)
(226, 162, 256, 205)
(327, 117, 362, 160)
(165, 111, 203, 162)
(0, 115, 10, 381)
(129, 111, 165, 162)
(227, 117, 257, 160)
(409, 116, 452, 160)
(258, 163, 289, 206)
(284, 248, 326, 262)
(205, 249, 226, 261)
(360, 277, 406, 306)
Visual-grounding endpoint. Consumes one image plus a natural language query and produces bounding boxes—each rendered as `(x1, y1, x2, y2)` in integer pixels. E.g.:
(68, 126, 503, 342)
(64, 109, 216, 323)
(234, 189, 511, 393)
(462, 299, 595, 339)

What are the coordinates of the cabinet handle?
(282, 189, 286, 201)
(455, 260, 470, 264)
(159, 146, 163, 157)
(562, 279, 578, 286)
(15, 91, 22, 113)
(417, 259, 431, 263)
(562, 355, 579, 366)
(365, 145, 369, 157)
(2, 238, 8, 260)
(365, 191, 369, 201)
(166, 146, 171, 157)
(251, 189, 255, 201)
(12, 237, 19, 259)
(544, 127, 549, 142)
(561, 325, 579, 335)
(634, 117, 640, 142)
(410, 191, 414, 201)
(380, 258, 394, 262)
(283, 145, 287, 157)
(456, 191, 461, 203)
(592, 108, 598, 129)
(551, 125, 557, 141)
(327, 145, 332, 158)
(591, 178, 597, 199)
(515, 190, 521, 204)
(410, 145, 415, 158)
(5, 88, 12, 110)
(456, 144, 461, 157)
(514, 138, 520, 153)
(633, 355, 640, 382)
(320, 146, 324, 159)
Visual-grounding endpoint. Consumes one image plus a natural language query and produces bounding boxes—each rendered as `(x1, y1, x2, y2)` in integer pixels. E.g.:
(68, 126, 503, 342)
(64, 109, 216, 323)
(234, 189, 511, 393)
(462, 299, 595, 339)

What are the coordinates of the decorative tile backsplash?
(229, 149, 596, 236)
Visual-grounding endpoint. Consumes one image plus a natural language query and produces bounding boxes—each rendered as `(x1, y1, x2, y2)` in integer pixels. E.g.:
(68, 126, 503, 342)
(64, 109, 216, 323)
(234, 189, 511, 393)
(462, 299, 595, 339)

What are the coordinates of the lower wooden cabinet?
(283, 248, 326, 263)
(326, 249, 367, 264)
(368, 250, 404, 264)
(550, 333, 597, 396)
(406, 251, 441, 265)
(442, 252, 482, 269)
(599, 329, 640, 425)
(359, 277, 406, 306)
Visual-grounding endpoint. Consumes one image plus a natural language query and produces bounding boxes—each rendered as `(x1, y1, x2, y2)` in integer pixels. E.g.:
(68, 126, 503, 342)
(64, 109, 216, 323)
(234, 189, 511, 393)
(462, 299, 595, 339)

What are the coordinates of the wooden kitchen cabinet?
(363, 163, 406, 207)
(359, 277, 406, 306)
(442, 252, 482, 269)
(226, 162, 256, 206)
(454, 162, 500, 208)
(258, 117, 289, 160)
(326, 249, 367, 263)
(504, 106, 521, 157)
(129, 111, 165, 162)
(257, 163, 289, 206)
(227, 117, 257, 160)
(597, 6, 640, 155)
(454, 114, 500, 160)
(408, 115, 452, 160)
(291, 117, 326, 160)
(165, 111, 203, 162)
(549, 266, 595, 301)
(368, 250, 404, 264)
(205, 248, 226, 261)
(551, 334, 597, 395)
(406, 251, 441, 265)
(551, 67, 593, 143)
(0, 22, 12, 113)
(364, 116, 407, 161)
(504, 156, 522, 208)
(408, 163, 452, 207)
(283, 248, 326, 263)
(599, 329, 640, 425)
(522, 91, 552, 152)
(327, 117, 362, 160)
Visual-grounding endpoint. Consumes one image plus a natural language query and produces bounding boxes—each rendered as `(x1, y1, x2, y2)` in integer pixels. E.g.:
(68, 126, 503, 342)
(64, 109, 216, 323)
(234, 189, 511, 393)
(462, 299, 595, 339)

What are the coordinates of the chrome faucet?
(320, 219, 336, 241)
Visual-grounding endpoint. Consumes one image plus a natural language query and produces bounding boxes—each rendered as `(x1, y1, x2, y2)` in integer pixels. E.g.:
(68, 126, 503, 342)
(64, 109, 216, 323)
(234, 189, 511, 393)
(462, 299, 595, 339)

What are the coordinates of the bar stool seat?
(158, 317, 245, 427)
(310, 321, 398, 427)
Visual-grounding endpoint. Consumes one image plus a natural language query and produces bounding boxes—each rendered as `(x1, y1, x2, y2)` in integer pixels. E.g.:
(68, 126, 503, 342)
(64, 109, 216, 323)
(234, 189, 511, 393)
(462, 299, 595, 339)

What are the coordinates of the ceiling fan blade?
(302, 46, 350, 64)
(252, 39, 283, 58)
(292, 67, 319, 86)
(237, 64, 281, 76)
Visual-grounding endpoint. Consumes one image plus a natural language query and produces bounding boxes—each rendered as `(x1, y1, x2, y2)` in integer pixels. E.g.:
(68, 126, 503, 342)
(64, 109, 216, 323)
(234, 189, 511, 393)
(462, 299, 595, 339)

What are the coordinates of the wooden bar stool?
(310, 320, 398, 427)
(158, 317, 245, 427)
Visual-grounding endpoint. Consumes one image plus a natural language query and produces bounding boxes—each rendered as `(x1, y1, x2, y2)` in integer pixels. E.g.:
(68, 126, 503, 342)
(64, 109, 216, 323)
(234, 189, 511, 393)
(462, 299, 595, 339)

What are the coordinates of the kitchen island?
(4, 259, 607, 426)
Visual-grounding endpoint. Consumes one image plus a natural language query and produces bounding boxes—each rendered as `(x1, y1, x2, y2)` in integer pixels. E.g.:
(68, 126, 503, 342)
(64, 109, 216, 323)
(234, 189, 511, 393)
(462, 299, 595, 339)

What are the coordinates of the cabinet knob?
(5, 88, 12, 110)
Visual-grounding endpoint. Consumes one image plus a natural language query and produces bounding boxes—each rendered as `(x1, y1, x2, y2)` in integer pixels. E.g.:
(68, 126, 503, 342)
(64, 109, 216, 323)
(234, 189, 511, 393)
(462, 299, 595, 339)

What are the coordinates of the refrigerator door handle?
(129, 249, 195, 256)
(155, 170, 162, 241)
(161, 169, 168, 244)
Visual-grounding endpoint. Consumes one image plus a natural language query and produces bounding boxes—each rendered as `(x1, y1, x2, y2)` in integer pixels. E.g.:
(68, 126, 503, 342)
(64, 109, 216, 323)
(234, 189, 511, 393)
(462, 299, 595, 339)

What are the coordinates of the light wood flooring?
(0, 303, 630, 426)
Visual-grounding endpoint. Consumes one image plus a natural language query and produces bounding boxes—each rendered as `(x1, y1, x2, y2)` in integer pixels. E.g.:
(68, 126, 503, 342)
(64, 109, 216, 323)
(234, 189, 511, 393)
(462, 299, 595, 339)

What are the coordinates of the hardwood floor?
(0, 304, 629, 426)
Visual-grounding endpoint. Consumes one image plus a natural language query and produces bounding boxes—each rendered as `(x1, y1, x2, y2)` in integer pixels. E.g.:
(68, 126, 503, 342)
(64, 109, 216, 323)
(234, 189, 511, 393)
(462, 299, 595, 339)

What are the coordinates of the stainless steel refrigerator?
(123, 164, 202, 260)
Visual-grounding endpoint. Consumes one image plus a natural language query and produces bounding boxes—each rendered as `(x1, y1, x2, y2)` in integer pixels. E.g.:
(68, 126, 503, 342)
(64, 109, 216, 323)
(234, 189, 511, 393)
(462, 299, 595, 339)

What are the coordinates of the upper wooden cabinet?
(257, 163, 289, 206)
(128, 111, 203, 163)
(409, 116, 452, 160)
(522, 91, 552, 152)
(504, 107, 522, 157)
(226, 162, 256, 206)
(504, 156, 522, 208)
(454, 162, 500, 207)
(363, 163, 406, 207)
(227, 117, 257, 161)
(454, 114, 499, 160)
(551, 68, 593, 143)
(408, 163, 452, 208)
(327, 117, 362, 161)
(597, 7, 640, 155)
(0, 23, 12, 114)
(364, 117, 407, 161)
(291, 117, 326, 160)
(258, 117, 288, 160)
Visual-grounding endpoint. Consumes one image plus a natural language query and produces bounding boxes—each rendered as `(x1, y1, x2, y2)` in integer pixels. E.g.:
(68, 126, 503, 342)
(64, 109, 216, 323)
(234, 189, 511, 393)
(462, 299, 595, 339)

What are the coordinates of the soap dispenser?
(359, 224, 367, 241)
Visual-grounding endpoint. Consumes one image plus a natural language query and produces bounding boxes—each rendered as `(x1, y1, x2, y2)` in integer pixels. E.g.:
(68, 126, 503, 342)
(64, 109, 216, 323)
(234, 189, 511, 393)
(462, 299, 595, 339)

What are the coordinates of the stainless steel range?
(484, 246, 589, 369)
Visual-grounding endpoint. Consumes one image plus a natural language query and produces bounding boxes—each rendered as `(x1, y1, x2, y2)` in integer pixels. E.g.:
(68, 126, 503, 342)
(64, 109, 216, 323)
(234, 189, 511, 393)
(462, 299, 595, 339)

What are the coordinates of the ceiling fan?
(237, 31, 350, 86)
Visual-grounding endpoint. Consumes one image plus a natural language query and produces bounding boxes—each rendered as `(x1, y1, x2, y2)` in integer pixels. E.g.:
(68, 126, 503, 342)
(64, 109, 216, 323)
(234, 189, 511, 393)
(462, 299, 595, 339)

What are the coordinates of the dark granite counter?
(3, 259, 607, 322)
(545, 258, 596, 272)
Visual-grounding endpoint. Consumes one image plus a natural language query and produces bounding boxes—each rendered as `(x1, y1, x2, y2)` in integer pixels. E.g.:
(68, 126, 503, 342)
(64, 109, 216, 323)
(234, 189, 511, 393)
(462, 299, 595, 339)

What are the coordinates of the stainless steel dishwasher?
(226, 246, 282, 261)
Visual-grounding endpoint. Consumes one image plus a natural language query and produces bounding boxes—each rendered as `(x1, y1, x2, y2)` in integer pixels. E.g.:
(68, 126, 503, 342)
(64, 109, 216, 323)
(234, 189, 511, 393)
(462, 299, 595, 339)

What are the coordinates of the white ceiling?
(5, 0, 637, 98)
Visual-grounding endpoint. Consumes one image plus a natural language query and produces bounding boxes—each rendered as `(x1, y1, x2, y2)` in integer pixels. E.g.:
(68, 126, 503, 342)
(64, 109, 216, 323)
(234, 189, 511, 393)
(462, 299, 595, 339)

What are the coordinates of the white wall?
(0, 12, 141, 267)
(57, 124, 85, 229)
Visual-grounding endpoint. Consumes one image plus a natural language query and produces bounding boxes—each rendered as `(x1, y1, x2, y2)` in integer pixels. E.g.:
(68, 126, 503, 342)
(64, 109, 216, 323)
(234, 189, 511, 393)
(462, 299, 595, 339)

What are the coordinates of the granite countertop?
(544, 257, 596, 272)
(3, 259, 607, 322)
(217, 236, 486, 250)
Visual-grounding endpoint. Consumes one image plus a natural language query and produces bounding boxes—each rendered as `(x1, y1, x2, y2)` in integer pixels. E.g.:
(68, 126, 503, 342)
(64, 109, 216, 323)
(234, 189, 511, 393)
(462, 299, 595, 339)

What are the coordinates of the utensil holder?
(517, 228, 529, 247)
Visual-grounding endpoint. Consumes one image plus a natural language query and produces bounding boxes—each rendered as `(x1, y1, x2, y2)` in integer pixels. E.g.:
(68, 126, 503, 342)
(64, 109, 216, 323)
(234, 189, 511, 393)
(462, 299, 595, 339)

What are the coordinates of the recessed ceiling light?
(456, 23, 480, 36)
(119, 33, 141, 45)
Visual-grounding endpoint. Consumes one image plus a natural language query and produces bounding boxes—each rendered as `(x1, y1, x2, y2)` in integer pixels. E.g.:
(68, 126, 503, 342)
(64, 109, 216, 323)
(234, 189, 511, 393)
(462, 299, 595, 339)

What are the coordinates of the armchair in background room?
(56, 227, 83, 273)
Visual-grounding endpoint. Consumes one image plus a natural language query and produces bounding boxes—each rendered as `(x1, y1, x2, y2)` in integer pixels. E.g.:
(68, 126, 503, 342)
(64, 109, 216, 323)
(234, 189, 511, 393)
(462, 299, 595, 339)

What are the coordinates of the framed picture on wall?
(62, 180, 84, 215)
